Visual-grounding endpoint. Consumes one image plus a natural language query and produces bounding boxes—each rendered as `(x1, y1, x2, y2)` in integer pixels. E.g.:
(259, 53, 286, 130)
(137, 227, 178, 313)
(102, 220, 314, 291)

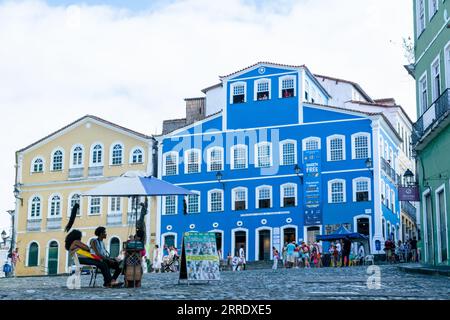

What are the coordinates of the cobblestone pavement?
(0, 264, 449, 300)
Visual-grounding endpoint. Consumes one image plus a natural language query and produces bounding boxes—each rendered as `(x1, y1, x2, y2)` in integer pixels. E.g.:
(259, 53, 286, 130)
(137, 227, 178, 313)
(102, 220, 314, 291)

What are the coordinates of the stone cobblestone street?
(0, 264, 449, 300)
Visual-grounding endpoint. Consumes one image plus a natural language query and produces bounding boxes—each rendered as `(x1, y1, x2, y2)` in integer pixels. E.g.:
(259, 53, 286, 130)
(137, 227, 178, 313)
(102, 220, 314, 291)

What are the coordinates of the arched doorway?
(258, 229, 271, 261)
(357, 218, 370, 236)
(109, 237, 120, 258)
(47, 241, 58, 275)
(234, 231, 246, 257)
(283, 228, 296, 244)
(306, 226, 320, 245)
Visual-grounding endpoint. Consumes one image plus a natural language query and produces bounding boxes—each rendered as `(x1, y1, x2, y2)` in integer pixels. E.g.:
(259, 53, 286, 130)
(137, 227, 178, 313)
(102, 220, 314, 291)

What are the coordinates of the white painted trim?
(255, 227, 273, 261)
(162, 151, 179, 176)
(129, 146, 145, 164)
(431, 53, 441, 103)
(45, 239, 60, 275)
(435, 184, 449, 263)
(69, 144, 84, 169)
(445, 41, 450, 90)
(279, 74, 297, 98)
(89, 142, 104, 167)
(26, 241, 40, 267)
(231, 227, 249, 260)
(30, 156, 45, 174)
(279, 139, 297, 166)
(255, 185, 273, 209)
(427, 0, 438, 22)
(108, 141, 124, 166)
(161, 232, 178, 249)
(186, 190, 201, 214)
(207, 189, 224, 212)
(303, 225, 323, 245)
(208, 229, 224, 254)
(302, 137, 321, 151)
(351, 132, 371, 160)
(280, 183, 298, 207)
(107, 196, 123, 216)
(231, 187, 248, 211)
(416, 0, 426, 36)
(353, 214, 373, 252)
(280, 224, 299, 245)
(240, 211, 290, 217)
(87, 196, 103, 216)
(230, 81, 247, 104)
(352, 177, 372, 202)
(230, 144, 248, 170)
(47, 193, 63, 218)
(254, 141, 273, 168)
(206, 146, 224, 172)
(418, 71, 428, 115)
(50, 147, 65, 172)
(326, 134, 346, 162)
(328, 179, 346, 203)
(184, 148, 202, 174)
(162, 195, 178, 215)
(108, 236, 122, 256)
(253, 78, 271, 101)
(28, 194, 43, 219)
(226, 70, 299, 82)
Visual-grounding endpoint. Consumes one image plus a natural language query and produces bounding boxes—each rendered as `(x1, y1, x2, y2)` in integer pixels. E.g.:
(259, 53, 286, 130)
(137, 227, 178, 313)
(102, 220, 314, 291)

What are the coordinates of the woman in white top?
(152, 244, 163, 273)
(239, 245, 246, 271)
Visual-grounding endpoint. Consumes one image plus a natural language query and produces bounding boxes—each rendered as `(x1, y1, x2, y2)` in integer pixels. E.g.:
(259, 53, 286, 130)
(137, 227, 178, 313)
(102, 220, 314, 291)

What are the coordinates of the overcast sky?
(0, 0, 415, 232)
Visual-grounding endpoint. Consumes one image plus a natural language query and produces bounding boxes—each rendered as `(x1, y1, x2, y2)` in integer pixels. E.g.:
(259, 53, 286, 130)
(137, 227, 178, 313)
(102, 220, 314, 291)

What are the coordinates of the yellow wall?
(15, 117, 157, 276)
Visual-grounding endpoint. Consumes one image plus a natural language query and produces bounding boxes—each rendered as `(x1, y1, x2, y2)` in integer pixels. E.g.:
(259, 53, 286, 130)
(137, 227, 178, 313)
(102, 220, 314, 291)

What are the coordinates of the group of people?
(65, 226, 146, 288)
(150, 244, 179, 273)
(280, 240, 324, 269)
(2, 248, 20, 278)
(384, 237, 418, 263)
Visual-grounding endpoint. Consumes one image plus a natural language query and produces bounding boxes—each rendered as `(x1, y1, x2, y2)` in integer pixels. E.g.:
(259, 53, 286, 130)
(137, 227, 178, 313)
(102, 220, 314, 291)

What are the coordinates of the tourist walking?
(286, 241, 296, 268)
(272, 247, 280, 270)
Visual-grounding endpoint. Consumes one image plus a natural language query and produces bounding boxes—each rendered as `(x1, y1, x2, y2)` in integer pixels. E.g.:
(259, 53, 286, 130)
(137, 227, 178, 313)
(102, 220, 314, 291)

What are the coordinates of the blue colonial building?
(156, 62, 402, 261)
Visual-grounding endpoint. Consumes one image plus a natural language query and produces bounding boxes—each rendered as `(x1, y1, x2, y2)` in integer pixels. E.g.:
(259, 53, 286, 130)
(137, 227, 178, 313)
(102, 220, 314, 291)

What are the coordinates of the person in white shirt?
(152, 244, 163, 273)
(239, 245, 246, 271)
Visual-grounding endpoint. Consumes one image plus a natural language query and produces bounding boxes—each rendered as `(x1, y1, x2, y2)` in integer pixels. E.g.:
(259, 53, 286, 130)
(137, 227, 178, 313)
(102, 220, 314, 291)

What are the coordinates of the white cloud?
(0, 0, 415, 230)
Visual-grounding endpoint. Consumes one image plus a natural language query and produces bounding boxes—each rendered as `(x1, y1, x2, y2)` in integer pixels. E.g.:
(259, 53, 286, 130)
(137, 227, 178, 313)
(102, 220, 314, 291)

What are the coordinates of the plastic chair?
(71, 253, 98, 287)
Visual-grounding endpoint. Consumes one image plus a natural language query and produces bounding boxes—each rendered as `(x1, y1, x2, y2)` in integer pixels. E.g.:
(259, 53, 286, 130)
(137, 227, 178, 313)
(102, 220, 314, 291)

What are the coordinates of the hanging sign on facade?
(398, 186, 420, 201)
(303, 149, 322, 225)
(179, 232, 220, 283)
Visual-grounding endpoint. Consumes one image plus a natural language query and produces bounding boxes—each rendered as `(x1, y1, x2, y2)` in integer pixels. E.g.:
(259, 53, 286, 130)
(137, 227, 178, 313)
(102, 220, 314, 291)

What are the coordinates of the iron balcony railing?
(401, 200, 417, 223)
(412, 88, 450, 145)
(381, 157, 398, 183)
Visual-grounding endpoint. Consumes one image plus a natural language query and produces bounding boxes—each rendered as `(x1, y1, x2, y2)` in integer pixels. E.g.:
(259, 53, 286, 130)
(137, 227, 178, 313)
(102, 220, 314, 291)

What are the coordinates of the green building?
(411, 0, 450, 266)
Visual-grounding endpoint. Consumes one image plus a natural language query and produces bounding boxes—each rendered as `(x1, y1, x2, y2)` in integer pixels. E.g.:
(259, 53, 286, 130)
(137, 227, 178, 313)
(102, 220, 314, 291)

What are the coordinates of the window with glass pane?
(282, 78, 294, 98)
(165, 154, 177, 175)
(305, 139, 319, 151)
(354, 135, 368, 159)
(31, 197, 41, 218)
(257, 81, 269, 100)
(233, 85, 245, 104)
(187, 150, 200, 173)
(28, 243, 39, 267)
(438, 190, 448, 262)
(110, 197, 121, 213)
(70, 194, 81, 216)
(330, 138, 343, 161)
(112, 144, 123, 165)
(420, 76, 428, 113)
(432, 61, 440, 101)
(50, 196, 61, 216)
(430, 0, 438, 17)
(90, 197, 101, 214)
(258, 188, 271, 208)
(164, 196, 176, 215)
(258, 144, 271, 167)
(283, 185, 296, 207)
(210, 191, 223, 212)
(233, 146, 247, 169)
(53, 150, 63, 171)
(33, 159, 43, 172)
(132, 149, 143, 163)
(209, 149, 223, 171)
(187, 194, 200, 214)
(331, 182, 344, 203)
(234, 189, 246, 211)
(282, 143, 295, 165)
(73, 146, 83, 166)
(418, 0, 425, 33)
(356, 180, 369, 202)
(92, 145, 102, 165)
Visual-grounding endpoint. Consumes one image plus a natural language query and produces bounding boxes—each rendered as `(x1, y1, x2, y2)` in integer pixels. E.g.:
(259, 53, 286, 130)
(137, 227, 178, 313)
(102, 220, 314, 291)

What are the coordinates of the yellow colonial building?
(13, 115, 157, 276)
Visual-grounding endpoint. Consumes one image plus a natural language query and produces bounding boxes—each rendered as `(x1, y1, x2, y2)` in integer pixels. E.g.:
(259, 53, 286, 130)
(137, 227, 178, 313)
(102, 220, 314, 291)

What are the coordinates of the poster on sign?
(179, 232, 220, 283)
(303, 149, 323, 225)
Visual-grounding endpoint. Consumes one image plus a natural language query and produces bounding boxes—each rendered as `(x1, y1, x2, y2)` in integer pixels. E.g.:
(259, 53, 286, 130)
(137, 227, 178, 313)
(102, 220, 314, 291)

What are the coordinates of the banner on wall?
(398, 186, 420, 201)
(179, 232, 221, 283)
(303, 150, 322, 226)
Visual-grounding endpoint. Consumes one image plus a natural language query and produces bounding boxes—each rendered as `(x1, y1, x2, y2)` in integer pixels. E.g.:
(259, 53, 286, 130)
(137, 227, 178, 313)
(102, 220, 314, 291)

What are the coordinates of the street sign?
(398, 186, 420, 201)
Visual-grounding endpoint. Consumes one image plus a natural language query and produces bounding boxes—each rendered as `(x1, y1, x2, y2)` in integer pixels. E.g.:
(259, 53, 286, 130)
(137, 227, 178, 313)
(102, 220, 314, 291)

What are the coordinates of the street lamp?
(403, 169, 415, 186)
(216, 171, 224, 190)
(365, 158, 373, 176)
(13, 185, 23, 206)
(294, 164, 303, 184)
(1, 230, 7, 247)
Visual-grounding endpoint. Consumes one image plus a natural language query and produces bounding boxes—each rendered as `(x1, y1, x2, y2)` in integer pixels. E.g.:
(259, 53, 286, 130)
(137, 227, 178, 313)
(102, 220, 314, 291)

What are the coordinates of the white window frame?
(88, 196, 102, 216)
(302, 137, 321, 151)
(445, 41, 450, 90)
(428, 0, 438, 21)
(419, 72, 428, 115)
(26, 241, 40, 267)
(279, 75, 296, 98)
(67, 192, 82, 217)
(162, 195, 178, 215)
(280, 183, 298, 207)
(184, 149, 202, 174)
(108, 196, 122, 215)
(48, 194, 62, 218)
(255, 142, 273, 168)
(163, 151, 179, 176)
(326, 134, 346, 162)
(254, 78, 271, 101)
(279, 139, 297, 166)
(304, 79, 310, 102)
(328, 179, 346, 203)
(431, 55, 441, 103)
(352, 177, 372, 202)
(417, 0, 426, 36)
(89, 142, 104, 167)
(231, 187, 248, 211)
(31, 156, 45, 173)
(28, 195, 42, 219)
(230, 144, 248, 170)
(255, 185, 272, 209)
(351, 132, 371, 160)
(207, 147, 224, 172)
(391, 189, 396, 212)
(208, 189, 224, 212)
(186, 191, 201, 214)
(386, 185, 391, 208)
(109, 142, 124, 166)
(70, 144, 84, 169)
(51, 148, 64, 171)
(129, 146, 145, 164)
(230, 81, 247, 104)
(435, 183, 449, 263)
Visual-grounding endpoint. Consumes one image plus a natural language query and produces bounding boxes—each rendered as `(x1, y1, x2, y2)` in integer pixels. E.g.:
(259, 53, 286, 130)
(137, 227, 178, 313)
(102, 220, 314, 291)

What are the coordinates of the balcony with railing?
(88, 166, 104, 177)
(46, 217, 62, 230)
(26, 219, 41, 231)
(381, 157, 398, 183)
(69, 167, 84, 179)
(107, 213, 123, 226)
(401, 200, 417, 223)
(412, 88, 450, 145)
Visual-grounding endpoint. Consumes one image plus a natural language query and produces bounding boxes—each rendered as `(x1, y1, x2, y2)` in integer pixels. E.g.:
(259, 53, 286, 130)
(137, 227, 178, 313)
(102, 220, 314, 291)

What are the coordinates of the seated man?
(90, 227, 122, 284)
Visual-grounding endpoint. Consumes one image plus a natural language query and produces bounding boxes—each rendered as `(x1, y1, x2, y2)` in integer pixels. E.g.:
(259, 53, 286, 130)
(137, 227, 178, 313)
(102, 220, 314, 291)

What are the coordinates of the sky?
(0, 0, 415, 232)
